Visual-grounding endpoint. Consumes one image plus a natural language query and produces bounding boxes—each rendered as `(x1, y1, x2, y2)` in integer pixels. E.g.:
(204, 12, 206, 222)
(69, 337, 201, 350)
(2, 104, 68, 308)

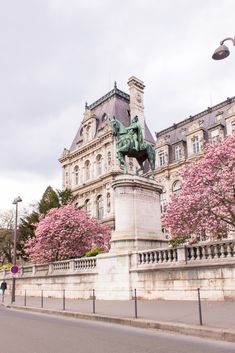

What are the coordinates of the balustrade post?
(69, 260, 75, 272)
(177, 246, 187, 264)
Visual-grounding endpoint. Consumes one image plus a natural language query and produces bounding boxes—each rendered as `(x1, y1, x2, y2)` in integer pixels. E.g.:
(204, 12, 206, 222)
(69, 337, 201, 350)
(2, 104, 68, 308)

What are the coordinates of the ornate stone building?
(59, 76, 235, 233)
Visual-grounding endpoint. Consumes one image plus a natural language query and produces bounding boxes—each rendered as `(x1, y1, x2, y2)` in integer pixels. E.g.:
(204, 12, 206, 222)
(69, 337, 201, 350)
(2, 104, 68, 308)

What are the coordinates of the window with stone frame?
(210, 129, 220, 145)
(232, 120, 235, 133)
(85, 160, 90, 180)
(96, 154, 102, 176)
(158, 151, 165, 166)
(172, 180, 182, 194)
(96, 195, 104, 220)
(85, 125, 91, 142)
(107, 151, 112, 167)
(106, 193, 111, 213)
(160, 188, 167, 214)
(74, 165, 79, 185)
(191, 136, 200, 154)
(84, 199, 91, 216)
(174, 145, 182, 161)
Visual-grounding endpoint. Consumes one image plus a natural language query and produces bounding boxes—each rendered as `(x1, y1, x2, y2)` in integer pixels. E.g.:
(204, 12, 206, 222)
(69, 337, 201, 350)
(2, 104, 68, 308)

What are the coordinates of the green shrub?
(83, 248, 101, 257)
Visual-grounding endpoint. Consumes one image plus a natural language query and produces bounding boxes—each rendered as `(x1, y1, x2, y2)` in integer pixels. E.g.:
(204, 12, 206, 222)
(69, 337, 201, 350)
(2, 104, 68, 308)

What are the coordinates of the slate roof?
(155, 96, 235, 145)
(70, 86, 155, 151)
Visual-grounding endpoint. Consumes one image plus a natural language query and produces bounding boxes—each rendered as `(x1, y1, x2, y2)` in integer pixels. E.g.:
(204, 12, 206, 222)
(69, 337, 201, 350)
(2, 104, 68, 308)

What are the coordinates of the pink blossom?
(24, 205, 110, 264)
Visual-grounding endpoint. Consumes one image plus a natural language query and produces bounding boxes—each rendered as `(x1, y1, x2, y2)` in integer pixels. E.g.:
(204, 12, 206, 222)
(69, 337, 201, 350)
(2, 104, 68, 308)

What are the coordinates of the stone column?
(110, 174, 167, 252)
(127, 76, 145, 136)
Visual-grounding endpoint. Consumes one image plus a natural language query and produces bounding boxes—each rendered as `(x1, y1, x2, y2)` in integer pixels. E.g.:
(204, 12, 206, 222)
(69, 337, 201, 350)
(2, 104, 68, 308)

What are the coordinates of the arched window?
(97, 195, 104, 220)
(85, 160, 90, 180)
(106, 193, 111, 213)
(84, 199, 91, 216)
(96, 154, 102, 176)
(74, 165, 79, 185)
(172, 180, 182, 193)
(86, 125, 91, 142)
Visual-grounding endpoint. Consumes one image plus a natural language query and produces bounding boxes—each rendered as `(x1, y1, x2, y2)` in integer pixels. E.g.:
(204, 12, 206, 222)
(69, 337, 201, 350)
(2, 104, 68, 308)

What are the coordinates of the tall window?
(192, 136, 200, 154)
(160, 189, 167, 214)
(85, 160, 90, 180)
(84, 199, 91, 216)
(106, 193, 111, 213)
(97, 195, 104, 220)
(232, 120, 235, 133)
(107, 151, 112, 167)
(174, 145, 182, 161)
(159, 151, 165, 166)
(96, 155, 102, 176)
(86, 125, 91, 142)
(74, 165, 79, 185)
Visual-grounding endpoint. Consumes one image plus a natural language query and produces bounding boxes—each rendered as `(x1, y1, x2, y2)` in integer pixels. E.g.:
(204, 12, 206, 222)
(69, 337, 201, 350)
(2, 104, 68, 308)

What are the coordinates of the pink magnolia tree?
(162, 132, 235, 241)
(25, 205, 110, 264)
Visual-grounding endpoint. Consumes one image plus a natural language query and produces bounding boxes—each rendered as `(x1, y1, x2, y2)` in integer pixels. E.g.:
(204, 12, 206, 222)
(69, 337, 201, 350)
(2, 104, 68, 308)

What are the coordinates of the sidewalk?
(2, 294, 235, 343)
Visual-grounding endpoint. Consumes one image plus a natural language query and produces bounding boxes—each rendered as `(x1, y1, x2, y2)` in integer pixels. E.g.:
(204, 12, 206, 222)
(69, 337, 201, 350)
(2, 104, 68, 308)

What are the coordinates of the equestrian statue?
(110, 115, 156, 177)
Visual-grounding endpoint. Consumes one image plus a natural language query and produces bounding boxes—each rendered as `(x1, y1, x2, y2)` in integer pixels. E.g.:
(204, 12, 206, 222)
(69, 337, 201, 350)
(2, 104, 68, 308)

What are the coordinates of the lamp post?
(11, 196, 22, 303)
(212, 36, 235, 60)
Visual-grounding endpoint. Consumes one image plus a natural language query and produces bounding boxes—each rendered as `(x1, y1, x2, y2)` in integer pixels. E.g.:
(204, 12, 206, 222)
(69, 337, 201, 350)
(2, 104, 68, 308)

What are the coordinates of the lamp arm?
(220, 37, 235, 46)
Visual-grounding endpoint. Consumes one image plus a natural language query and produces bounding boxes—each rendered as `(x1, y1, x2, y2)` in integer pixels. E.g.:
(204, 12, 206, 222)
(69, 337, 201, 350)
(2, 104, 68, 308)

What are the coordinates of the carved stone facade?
(59, 77, 235, 233)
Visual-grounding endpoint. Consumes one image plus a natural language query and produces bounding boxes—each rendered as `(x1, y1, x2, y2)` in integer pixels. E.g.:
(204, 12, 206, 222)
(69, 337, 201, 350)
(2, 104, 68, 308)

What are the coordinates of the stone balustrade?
(137, 247, 178, 265)
(1, 256, 97, 279)
(186, 240, 235, 262)
(136, 239, 235, 267)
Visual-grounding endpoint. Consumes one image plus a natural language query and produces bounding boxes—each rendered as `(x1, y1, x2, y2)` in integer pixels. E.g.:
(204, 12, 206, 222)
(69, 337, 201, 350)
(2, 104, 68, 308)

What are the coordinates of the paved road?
(0, 306, 234, 353)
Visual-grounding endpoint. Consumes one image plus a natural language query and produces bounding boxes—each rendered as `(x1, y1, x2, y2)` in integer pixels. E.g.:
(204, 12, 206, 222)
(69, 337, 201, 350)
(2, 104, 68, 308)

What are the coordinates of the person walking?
(1, 280, 7, 302)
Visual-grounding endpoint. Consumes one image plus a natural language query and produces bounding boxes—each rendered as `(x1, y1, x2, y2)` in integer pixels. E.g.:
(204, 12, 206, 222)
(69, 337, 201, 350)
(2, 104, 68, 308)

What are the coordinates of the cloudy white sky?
(0, 0, 234, 211)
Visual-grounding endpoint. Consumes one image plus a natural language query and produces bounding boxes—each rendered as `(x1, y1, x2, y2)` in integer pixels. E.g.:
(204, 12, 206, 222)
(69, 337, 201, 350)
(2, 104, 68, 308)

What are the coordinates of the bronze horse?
(110, 116, 155, 177)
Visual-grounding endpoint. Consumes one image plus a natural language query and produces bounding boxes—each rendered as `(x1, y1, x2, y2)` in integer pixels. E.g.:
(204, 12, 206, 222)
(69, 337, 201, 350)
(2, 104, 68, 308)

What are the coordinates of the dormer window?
(102, 113, 108, 122)
(159, 151, 165, 166)
(211, 129, 219, 145)
(174, 145, 182, 161)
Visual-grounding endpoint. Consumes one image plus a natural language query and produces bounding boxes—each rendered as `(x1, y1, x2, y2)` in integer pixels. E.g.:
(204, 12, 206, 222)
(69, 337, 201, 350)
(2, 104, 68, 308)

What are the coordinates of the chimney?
(127, 76, 145, 135)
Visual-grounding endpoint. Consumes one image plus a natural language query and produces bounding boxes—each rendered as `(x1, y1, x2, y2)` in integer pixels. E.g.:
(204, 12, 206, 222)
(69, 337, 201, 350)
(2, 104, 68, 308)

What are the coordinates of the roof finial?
(85, 101, 88, 109)
(114, 81, 117, 89)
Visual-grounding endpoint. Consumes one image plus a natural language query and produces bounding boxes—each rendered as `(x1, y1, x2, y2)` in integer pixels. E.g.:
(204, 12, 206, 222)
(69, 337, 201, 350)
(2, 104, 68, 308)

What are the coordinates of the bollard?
(197, 288, 203, 325)
(92, 289, 96, 314)
(41, 290, 44, 308)
(62, 289, 65, 311)
(134, 289, 138, 318)
(24, 290, 26, 307)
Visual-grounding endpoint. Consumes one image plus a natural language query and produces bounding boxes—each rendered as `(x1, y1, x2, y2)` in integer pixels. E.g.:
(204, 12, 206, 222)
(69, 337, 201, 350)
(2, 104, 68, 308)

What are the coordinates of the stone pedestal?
(110, 174, 167, 252)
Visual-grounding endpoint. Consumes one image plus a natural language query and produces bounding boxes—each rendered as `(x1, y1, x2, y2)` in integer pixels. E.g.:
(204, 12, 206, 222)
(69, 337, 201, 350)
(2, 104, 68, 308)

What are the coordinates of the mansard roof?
(69, 86, 155, 152)
(155, 96, 235, 145)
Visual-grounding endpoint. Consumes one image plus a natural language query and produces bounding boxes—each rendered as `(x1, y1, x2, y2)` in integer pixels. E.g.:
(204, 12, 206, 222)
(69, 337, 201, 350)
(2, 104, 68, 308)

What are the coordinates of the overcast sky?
(1, 0, 234, 212)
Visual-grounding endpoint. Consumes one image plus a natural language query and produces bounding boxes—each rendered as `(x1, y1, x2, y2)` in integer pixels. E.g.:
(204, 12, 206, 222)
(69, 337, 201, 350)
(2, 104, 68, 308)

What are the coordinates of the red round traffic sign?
(10, 265, 19, 274)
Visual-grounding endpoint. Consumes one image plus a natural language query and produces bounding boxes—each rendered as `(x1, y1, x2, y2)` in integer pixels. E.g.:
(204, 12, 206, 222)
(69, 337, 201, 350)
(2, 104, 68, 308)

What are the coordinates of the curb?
(7, 304, 235, 343)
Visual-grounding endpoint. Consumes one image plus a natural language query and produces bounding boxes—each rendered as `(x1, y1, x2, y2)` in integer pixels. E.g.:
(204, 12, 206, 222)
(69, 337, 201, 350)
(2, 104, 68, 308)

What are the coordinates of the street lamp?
(212, 36, 235, 60)
(11, 196, 22, 303)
